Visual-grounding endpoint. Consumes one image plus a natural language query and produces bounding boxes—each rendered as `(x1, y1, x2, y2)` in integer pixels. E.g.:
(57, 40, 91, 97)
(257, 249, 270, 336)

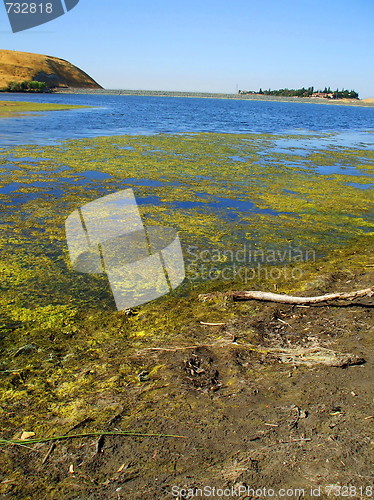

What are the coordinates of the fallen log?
(199, 286, 374, 305)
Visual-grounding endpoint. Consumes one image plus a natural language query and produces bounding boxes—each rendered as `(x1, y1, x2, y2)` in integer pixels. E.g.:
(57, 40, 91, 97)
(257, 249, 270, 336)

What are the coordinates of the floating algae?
(0, 131, 372, 437)
(0, 100, 89, 118)
(1, 131, 373, 281)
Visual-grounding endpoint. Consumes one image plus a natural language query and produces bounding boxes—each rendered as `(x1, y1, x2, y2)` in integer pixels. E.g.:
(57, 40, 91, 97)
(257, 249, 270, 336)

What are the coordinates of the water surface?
(1, 93, 373, 146)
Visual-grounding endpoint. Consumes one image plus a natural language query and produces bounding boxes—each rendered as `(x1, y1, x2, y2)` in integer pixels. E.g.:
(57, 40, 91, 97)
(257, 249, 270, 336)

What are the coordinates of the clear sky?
(1, 0, 374, 97)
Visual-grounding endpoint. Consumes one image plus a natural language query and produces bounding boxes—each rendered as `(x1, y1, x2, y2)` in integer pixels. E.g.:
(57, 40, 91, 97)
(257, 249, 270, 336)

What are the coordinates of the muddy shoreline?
(0, 239, 373, 499)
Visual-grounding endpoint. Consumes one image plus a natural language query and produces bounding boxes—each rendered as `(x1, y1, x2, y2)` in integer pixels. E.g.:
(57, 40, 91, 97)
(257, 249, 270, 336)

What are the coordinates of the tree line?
(240, 86, 359, 99)
(1, 81, 49, 93)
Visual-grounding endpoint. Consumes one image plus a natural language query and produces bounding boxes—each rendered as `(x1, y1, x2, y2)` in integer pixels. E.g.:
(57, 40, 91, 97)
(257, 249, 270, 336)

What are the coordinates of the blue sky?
(1, 0, 374, 97)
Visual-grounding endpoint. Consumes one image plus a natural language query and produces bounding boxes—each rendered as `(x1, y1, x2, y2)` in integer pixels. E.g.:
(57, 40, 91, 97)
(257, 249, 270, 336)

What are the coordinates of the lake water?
(0, 93, 373, 305)
(1, 93, 374, 146)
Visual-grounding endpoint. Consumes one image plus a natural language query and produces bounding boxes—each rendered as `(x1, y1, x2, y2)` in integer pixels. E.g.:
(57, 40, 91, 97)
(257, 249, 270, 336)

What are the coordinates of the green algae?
(0, 100, 90, 117)
(0, 131, 372, 314)
(0, 130, 373, 451)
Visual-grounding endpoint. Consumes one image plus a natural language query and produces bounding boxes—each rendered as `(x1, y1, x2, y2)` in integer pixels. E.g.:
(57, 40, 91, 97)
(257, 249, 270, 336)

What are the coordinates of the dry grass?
(0, 49, 101, 89)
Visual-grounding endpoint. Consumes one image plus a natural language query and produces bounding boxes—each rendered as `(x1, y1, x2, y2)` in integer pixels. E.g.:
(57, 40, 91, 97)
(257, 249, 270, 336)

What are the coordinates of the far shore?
(54, 87, 374, 107)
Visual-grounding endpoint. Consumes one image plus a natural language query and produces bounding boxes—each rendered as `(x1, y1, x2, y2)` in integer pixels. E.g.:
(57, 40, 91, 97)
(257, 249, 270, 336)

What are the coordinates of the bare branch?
(199, 286, 374, 305)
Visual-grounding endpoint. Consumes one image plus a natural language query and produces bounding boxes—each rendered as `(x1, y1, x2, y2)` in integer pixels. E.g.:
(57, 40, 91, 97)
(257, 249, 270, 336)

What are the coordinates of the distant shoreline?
(54, 88, 374, 107)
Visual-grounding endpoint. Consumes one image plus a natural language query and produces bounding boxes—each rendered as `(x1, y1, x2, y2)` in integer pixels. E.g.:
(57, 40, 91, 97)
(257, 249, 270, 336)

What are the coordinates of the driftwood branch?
(199, 286, 374, 305)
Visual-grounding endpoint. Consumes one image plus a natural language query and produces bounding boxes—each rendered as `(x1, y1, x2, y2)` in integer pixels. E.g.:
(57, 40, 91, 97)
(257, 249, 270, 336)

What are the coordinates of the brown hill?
(0, 49, 102, 89)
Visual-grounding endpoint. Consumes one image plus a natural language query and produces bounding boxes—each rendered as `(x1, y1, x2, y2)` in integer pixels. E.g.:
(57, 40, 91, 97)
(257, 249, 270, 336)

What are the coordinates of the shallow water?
(0, 97, 373, 306)
(1, 93, 374, 146)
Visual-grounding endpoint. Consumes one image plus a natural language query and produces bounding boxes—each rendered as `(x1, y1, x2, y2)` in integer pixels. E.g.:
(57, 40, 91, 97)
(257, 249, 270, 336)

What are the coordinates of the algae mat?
(0, 100, 89, 117)
(0, 129, 372, 382)
(0, 131, 373, 313)
(0, 131, 373, 497)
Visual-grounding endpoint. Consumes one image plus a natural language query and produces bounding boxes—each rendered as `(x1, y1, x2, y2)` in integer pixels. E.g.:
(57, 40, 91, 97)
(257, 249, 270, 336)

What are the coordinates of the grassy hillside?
(0, 49, 102, 89)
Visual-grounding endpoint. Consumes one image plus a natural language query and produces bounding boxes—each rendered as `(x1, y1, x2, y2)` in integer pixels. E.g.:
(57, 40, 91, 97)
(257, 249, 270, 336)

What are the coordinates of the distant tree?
(253, 85, 358, 100)
(7, 81, 21, 92)
(3, 80, 47, 93)
(27, 81, 46, 91)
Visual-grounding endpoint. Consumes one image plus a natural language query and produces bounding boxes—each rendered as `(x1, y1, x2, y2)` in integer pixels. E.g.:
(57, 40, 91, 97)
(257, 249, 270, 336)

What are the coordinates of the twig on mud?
(2, 441, 38, 451)
(200, 321, 226, 326)
(136, 343, 237, 355)
(95, 435, 105, 454)
(137, 345, 210, 353)
(41, 443, 56, 465)
(0, 431, 187, 450)
(135, 336, 236, 354)
(278, 318, 292, 327)
(66, 417, 94, 434)
(135, 343, 364, 368)
(278, 438, 312, 443)
(199, 286, 374, 305)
